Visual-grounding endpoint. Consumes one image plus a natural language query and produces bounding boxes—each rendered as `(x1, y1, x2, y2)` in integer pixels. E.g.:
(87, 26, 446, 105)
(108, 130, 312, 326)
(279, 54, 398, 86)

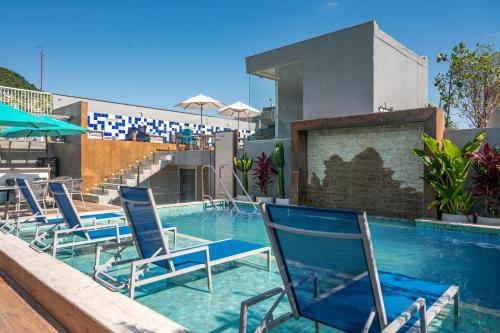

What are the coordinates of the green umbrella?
(0, 102, 53, 128)
(0, 115, 88, 159)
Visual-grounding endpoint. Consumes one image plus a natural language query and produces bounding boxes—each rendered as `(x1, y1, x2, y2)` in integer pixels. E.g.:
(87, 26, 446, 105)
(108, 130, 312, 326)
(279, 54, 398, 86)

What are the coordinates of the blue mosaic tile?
(87, 111, 254, 141)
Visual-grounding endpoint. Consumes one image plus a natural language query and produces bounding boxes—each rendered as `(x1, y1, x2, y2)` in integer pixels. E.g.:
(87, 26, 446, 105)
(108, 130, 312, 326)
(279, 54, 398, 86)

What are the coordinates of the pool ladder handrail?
(201, 165, 240, 213)
(219, 164, 257, 211)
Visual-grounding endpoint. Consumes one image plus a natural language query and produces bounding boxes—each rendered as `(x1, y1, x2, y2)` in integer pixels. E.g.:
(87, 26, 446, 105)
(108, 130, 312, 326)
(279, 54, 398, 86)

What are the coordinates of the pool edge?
(0, 232, 191, 333)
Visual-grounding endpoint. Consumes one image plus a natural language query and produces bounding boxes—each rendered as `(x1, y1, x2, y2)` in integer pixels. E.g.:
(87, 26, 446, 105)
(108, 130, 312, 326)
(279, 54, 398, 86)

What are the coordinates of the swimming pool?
(56, 204, 499, 332)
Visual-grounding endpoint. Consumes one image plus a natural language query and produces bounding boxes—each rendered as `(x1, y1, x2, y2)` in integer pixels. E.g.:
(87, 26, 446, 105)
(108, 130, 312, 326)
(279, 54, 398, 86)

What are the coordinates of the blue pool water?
(54, 205, 500, 332)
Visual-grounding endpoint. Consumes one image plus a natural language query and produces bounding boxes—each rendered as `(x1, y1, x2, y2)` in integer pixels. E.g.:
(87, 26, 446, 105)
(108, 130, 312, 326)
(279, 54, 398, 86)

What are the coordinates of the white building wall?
(373, 28, 428, 113)
(246, 21, 428, 122)
(53, 94, 252, 130)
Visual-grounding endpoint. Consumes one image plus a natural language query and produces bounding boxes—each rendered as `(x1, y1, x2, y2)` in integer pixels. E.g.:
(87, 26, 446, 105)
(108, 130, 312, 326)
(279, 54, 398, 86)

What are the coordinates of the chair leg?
(454, 292, 459, 319)
(315, 322, 320, 333)
(80, 193, 86, 208)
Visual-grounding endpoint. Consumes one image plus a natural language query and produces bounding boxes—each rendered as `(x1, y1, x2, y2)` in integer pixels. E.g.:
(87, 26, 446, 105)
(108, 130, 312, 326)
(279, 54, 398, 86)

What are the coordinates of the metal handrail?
(219, 164, 257, 210)
(201, 165, 240, 213)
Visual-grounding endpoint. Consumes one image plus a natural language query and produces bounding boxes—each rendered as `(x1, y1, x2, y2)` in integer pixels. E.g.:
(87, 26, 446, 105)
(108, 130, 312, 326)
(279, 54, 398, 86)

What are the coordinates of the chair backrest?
(48, 182, 86, 238)
(118, 186, 170, 262)
(262, 204, 387, 331)
(70, 179, 83, 193)
(15, 178, 47, 224)
(181, 129, 192, 143)
(28, 180, 48, 200)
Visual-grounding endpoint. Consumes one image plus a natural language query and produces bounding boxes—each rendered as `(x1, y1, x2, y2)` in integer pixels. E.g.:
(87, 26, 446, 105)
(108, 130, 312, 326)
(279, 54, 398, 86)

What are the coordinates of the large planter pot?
(441, 213, 473, 223)
(256, 196, 274, 204)
(236, 194, 253, 202)
(477, 216, 500, 226)
(275, 198, 290, 205)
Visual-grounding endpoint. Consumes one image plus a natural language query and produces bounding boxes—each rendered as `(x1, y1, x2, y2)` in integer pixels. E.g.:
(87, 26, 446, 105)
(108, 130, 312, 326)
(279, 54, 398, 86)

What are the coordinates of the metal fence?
(0, 85, 52, 114)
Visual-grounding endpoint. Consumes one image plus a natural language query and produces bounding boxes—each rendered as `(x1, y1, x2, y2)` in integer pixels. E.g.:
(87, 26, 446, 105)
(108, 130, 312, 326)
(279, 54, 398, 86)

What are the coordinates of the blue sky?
(1, 0, 499, 125)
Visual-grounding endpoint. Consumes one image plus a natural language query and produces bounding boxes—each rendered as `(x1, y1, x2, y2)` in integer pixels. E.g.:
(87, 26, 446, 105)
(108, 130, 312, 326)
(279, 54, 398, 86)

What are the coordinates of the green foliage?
(271, 142, 285, 198)
(434, 43, 500, 128)
(0, 67, 37, 90)
(411, 131, 486, 215)
(234, 153, 253, 192)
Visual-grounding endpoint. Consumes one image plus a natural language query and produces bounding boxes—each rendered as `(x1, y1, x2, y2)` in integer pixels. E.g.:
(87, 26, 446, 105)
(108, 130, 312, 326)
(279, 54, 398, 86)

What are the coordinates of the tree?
(0, 67, 37, 90)
(435, 43, 500, 128)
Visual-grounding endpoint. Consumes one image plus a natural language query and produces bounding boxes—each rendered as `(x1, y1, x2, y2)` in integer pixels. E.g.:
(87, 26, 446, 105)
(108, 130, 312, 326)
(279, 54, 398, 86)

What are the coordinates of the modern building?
(246, 21, 428, 140)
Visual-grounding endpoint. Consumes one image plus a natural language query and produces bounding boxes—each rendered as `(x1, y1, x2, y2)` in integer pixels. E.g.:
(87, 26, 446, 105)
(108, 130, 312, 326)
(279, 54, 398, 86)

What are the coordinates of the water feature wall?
(291, 108, 444, 219)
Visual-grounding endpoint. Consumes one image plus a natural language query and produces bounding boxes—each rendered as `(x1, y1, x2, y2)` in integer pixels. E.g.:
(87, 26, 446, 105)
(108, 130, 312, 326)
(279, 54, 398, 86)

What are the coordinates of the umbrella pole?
(45, 133, 50, 179)
(200, 105, 203, 126)
(237, 113, 240, 132)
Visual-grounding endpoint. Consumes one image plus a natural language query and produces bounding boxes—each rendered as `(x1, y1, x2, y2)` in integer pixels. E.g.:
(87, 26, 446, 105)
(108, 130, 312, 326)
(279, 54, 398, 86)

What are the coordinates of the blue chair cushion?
(87, 222, 172, 240)
(154, 239, 265, 270)
(301, 271, 452, 333)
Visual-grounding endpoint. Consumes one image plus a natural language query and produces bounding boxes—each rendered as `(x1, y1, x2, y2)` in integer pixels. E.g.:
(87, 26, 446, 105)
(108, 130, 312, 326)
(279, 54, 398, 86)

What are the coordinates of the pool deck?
(0, 273, 64, 332)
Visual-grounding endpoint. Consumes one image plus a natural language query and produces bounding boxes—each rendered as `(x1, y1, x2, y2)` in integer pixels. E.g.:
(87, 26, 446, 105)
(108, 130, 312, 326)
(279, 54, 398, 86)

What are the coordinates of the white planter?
(236, 194, 253, 202)
(275, 198, 290, 205)
(477, 216, 500, 226)
(256, 196, 274, 204)
(441, 213, 473, 223)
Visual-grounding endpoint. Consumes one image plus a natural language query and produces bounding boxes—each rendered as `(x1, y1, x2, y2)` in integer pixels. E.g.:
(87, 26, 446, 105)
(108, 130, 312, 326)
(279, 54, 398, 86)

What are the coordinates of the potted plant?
(234, 153, 253, 201)
(252, 152, 276, 203)
(411, 131, 486, 222)
(469, 143, 500, 225)
(271, 142, 289, 205)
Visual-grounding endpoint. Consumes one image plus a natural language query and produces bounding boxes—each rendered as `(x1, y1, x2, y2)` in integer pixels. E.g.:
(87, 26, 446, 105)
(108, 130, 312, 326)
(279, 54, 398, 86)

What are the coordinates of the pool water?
(50, 205, 500, 332)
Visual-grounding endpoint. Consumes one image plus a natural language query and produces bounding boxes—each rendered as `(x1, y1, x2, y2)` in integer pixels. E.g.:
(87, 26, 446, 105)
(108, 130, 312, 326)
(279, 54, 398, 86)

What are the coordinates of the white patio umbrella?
(217, 101, 261, 130)
(176, 94, 225, 126)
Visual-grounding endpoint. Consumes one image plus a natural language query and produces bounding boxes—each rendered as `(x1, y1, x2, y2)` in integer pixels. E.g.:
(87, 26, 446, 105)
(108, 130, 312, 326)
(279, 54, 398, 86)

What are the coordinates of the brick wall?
(290, 108, 444, 219)
(306, 123, 424, 218)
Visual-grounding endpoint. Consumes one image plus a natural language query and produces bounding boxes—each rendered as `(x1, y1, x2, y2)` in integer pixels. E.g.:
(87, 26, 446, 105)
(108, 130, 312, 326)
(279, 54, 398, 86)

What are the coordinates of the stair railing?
(201, 165, 240, 213)
(219, 164, 257, 210)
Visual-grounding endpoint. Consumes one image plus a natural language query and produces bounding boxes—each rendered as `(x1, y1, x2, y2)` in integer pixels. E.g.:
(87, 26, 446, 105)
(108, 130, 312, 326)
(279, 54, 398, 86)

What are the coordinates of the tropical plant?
(469, 143, 500, 217)
(233, 153, 253, 192)
(411, 131, 486, 215)
(252, 152, 276, 197)
(271, 142, 285, 198)
(435, 43, 500, 128)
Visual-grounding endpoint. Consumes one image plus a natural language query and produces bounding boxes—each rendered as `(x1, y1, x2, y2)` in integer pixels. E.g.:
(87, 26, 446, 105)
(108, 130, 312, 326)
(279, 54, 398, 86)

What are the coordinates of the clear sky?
(1, 0, 499, 125)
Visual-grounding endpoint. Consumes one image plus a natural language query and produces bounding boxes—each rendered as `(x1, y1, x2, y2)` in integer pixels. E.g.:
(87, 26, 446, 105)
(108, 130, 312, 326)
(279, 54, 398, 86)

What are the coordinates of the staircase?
(83, 150, 174, 204)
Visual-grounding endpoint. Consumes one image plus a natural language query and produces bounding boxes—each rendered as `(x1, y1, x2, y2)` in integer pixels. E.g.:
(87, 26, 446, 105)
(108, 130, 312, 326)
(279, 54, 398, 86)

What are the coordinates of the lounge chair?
(0, 178, 123, 237)
(30, 182, 177, 257)
(240, 204, 459, 333)
(94, 186, 271, 299)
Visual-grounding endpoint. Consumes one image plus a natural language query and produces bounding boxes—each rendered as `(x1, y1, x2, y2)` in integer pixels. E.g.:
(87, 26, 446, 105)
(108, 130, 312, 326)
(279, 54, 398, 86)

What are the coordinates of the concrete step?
(91, 188, 108, 195)
(101, 183, 120, 190)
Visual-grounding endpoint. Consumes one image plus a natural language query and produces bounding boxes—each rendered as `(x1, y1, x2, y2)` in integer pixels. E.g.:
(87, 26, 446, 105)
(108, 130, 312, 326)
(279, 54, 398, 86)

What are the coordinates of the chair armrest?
(382, 298, 426, 333)
(54, 223, 120, 235)
(241, 286, 286, 307)
(133, 245, 209, 267)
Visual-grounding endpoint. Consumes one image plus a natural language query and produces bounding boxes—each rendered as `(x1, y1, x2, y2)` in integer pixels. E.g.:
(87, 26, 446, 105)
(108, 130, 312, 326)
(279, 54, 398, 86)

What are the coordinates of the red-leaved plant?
(252, 152, 276, 197)
(469, 143, 500, 217)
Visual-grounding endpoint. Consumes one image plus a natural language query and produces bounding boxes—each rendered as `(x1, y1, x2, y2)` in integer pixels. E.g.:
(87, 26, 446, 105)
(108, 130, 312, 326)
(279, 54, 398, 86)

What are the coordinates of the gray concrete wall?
(238, 139, 291, 198)
(51, 102, 84, 178)
(373, 27, 428, 112)
(444, 127, 500, 149)
(246, 21, 428, 124)
(247, 21, 374, 120)
(53, 94, 252, 130)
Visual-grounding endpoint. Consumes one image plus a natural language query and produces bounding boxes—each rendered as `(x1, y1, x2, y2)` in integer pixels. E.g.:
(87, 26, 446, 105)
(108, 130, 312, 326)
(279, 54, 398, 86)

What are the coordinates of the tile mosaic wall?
(87, 111, 253, 142)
